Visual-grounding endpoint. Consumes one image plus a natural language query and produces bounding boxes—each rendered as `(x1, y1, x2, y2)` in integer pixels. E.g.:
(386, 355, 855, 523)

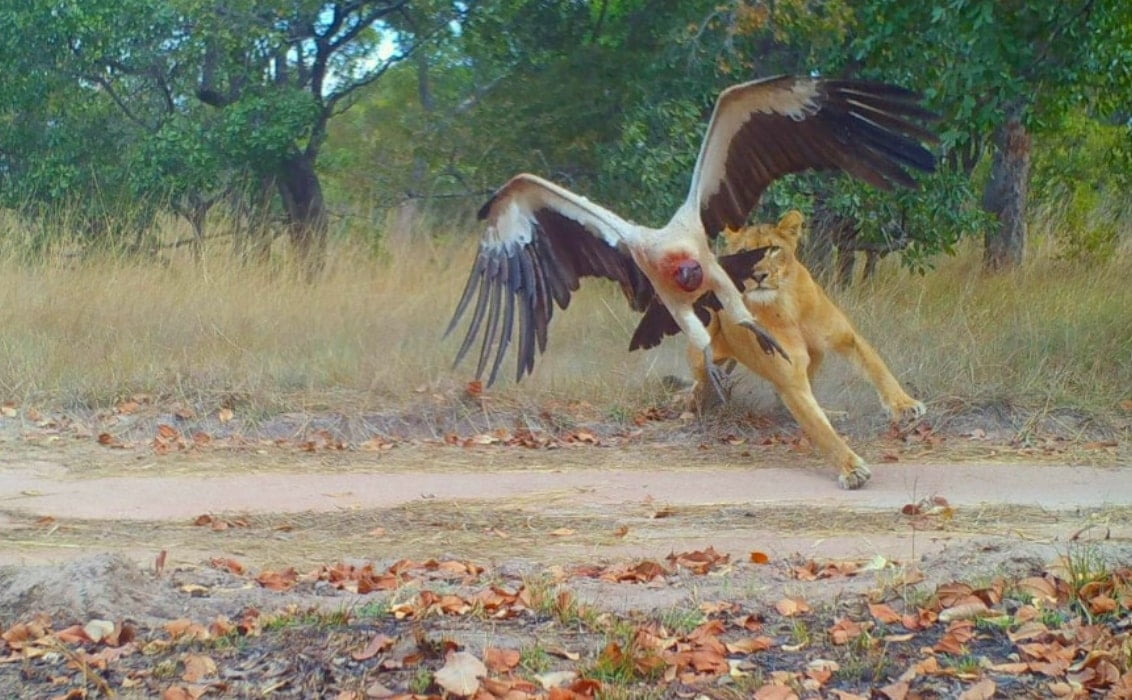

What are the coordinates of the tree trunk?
(277, 152, 328, 281)
(233, 175, 278, 265)
(982, 107, 1031, 271)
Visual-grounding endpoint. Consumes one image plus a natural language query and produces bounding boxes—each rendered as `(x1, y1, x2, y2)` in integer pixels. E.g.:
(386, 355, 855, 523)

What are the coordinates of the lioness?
(688, 211, 925, 489)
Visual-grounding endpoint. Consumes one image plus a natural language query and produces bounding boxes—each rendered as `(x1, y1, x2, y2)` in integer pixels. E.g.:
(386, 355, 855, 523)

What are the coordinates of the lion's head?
(719, 210, 804, 303)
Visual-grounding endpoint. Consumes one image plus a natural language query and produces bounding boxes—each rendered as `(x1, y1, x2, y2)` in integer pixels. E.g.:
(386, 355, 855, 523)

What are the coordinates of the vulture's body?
(446, 75, 938, 400)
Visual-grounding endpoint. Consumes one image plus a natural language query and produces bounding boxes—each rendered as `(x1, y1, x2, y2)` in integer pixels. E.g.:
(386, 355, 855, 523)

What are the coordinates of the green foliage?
(597, 99, 703, 227)
(1031, 110, 1132, 260)
(2, 0, 1131, 270)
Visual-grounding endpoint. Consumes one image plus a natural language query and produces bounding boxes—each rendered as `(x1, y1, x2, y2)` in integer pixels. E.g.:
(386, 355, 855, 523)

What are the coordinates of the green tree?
(0, 1, 463, 273)
(832, 0, 1132, 269)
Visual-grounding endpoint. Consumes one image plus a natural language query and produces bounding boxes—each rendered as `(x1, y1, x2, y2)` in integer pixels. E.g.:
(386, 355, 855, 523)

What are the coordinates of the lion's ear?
(777, 210, 805, 242)
(720, 226, 743, 251)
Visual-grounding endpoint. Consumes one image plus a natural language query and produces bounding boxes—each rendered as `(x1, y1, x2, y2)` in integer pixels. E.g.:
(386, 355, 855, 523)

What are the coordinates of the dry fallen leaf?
(535, 670, 578, 690)
(483, 646, 521, 673)
(958, 678, 996, 700)
(775, 597, 811, 617)
(869, 603, 902, 625)
(434, 651, 487, 696)
(83, 619, 115, 643)
(938, 599, 989, 622)
(545, 645, 580, 661)
(181, 653, 217, 683)
(1016, 576, 1058, 604)
(352, 634, 396, 661)
(753, 684, 800, 700)
(726, 636, 774, 654)
(877, 680, 910, 700)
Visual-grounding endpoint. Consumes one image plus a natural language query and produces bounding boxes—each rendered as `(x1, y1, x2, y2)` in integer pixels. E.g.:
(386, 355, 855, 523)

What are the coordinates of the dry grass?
(0, 210, 1128, 426)
(832, 237, 1132, 417)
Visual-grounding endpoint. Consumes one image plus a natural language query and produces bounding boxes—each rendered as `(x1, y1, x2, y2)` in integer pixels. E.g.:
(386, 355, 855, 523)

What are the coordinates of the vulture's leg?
(702, 347, 730, 403)
(709, 265, 790, 362)
(674, 305, 729, 404)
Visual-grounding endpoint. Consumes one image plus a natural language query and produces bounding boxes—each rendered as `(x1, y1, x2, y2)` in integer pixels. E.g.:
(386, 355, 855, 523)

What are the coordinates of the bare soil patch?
(0, 401, 1129, 697)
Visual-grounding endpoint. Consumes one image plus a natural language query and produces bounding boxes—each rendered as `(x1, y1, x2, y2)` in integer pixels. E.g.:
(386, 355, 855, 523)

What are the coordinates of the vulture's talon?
(740, 320, 789, 362)
(703, 348, 730, 403)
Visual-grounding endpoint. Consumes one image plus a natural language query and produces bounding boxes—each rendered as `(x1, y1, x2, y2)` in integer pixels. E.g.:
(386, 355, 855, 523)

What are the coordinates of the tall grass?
(0, 206, 1128, 426)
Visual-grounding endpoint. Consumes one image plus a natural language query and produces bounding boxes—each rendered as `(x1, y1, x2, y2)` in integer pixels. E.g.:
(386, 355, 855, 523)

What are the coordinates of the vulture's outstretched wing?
(446, 173, 653, 386)
(686, 76, 939, 237)
(628, 247, 774, 352)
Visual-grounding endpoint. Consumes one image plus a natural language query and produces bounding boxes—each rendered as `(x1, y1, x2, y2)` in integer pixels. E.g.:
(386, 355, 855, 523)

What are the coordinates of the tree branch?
(84, 73, 152, 129)
(329, 1, 407, 51)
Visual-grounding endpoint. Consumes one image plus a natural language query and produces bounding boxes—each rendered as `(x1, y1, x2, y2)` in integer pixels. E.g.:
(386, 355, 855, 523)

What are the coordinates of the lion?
(687, 210, 925, 489)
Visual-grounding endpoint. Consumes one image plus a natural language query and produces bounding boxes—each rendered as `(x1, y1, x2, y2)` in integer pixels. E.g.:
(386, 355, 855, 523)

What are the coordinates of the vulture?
(445, 75, 938, 397)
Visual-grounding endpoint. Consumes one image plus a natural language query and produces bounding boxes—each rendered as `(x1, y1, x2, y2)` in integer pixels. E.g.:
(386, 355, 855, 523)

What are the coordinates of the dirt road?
(2, 441, 1128, 570)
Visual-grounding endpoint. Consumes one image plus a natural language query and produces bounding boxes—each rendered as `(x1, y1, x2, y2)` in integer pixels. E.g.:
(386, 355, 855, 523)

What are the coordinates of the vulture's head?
(658, 253, 704, 293)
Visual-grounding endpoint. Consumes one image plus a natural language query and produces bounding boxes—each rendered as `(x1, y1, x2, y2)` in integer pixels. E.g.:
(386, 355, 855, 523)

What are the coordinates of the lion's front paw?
(838, 460, 872, 490)
(888, 397, 926, 424)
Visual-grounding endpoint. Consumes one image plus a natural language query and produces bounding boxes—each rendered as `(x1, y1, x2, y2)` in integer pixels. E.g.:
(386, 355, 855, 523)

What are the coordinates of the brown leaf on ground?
(933, 620, 976, 655)
(792, 559, 858, 580)
(935, 581, 974, 608)
(593, 560, 669, 583)
(209, 557, 245, 575)
(829, 618, 867, 645)
(958, 678, 996, 700)
(180, 654, 217, 683)
(547, 678, 601, 699)
(666, 546, 729, 575)
(483, 647, 521, 673)
(163, 619, 209, 642)
(902, 607, 938, 631)
(255, 568, 298, 591)
(775, 597, 811, 617)
(352, 634, 396, 661)
(1087, 594, 1117, 615)
(938, 599, 989, 622)
(97, 433, 125, 448)
(725, 636, 773, 654)
(869, 603, 902, 625)
(877, 681, 910, 700)
(1016, 576, 1059, 604)
(434, 651, 487, 696)
(753, 684, 799, 700)
(749, 550, 770, 564)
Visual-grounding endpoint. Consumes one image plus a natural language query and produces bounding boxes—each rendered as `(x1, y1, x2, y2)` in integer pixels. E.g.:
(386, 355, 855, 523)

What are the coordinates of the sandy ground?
(2, 441, 1129, 572)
